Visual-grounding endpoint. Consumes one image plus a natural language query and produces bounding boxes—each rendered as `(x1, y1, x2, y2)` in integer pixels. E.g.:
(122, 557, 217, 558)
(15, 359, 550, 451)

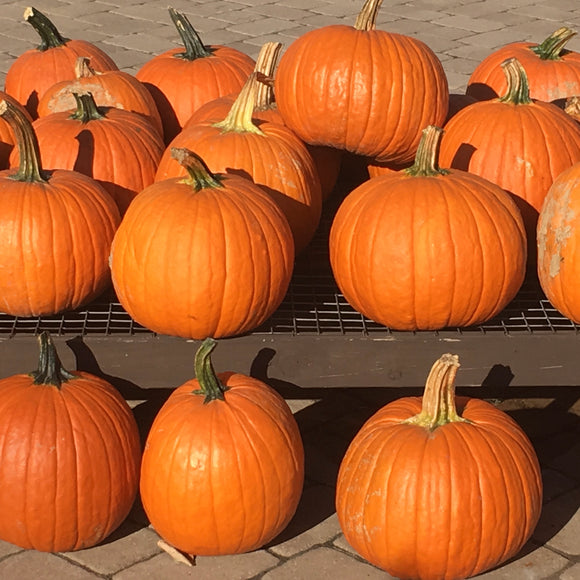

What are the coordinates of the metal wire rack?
(0, 181, 576, 338)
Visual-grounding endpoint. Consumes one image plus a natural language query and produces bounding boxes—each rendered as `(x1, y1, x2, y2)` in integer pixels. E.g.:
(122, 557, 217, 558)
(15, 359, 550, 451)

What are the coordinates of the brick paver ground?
(0, 0, 579, 578)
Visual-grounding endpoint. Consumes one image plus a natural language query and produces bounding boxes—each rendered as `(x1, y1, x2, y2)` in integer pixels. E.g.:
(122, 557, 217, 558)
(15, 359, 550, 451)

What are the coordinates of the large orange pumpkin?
(467, 27, 580, 102)
(140, 337, 305, 556)
(135, 7, 255, 143)
(0, 98, 120, 317)
(329, 125, 527, 331)
(274, 0, 449, 164)
(336, 353, 542, 580)
(537, 162, 580, 322)
(4, 7, 117, 118)
(0, 332, 141, 552)
(110, 148, 294, 340)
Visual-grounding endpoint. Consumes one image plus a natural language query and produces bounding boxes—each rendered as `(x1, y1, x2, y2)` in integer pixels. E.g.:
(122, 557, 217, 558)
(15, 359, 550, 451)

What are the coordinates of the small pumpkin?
(135, 7, 255, 143)
(329, 125, 527, 331)
(0, 98, 120, 317)
(0, 331, 141, 552)
(4, 7, 118, 118)
(140, 337, 305, 556)
(336, 353, 542, 579)
(110, 148, 294, 340)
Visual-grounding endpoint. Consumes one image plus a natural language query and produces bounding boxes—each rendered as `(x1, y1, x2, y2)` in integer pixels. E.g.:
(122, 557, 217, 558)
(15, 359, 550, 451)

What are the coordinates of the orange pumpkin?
(329, 125, 527, 331)
(140, 337, 304, 556)
(110, 148, 294, 340)
(0, 332, 141, 552)
(135, 7, 255, 143)
(37, 56, 163, 137)
(4, 7, 117, 118)
(155, 73, 322, 254)
(336, 353, 542, 579)
(274, 0, 449, 164)
(537, 162, 580, 322)
(0, 98, 120, 317)
(0, 91, 32, 169)
(467, 27, 580, 103)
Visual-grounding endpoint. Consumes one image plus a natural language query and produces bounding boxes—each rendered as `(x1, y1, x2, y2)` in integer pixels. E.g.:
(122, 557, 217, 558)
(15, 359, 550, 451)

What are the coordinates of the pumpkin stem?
(30, 332, 76, 388)
(70, 92, 105, 123)
(168, 7, 213, 61)
(403, 354, 470, 430)
(254, 42, 282, 110)
(193, 338, 229, 403)
(75, 56, 97, 79)
(212, 72, 266, 135)
(354, 0, 383, 31)
(499, 58, 533, 105)
(24, 6, 69, 51)
(530, 27, 576, 61)
(405, 125, 449, 177)
(171, 147, 225, 191)
(0, 99, 47, 183)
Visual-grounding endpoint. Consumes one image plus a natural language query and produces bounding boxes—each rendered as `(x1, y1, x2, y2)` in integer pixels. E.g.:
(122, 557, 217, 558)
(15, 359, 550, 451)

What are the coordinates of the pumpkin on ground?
(440, 57, 580, 262)
(135, 7, 255, 143)
(140, 337, 305, 556)
(336, 353, 542, 580)
(0, 98, 120, 317)
(4, 7, 117, 118)
(537, 162, 580, 323)
(274, 0, 449, 164)
(37, 56, 163, 137)
(16, 91, 165, 216)
(467, 27, 580, 103)
(329, 125, 527, 331)
(0, 331, 141, 552)
(110, 148, 294, 340)
(155, 72, 322, 254)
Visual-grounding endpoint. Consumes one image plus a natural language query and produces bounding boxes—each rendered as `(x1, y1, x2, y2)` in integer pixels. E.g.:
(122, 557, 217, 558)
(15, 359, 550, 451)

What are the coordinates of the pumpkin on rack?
(0, 331, 141, 552)
(467, 27, 580, 103)
(140, 338, 304, 556)
(274, 0, 449, 164)
(4, 6, 117, 118)
(329, 125, 527, 331)
(155, 72, 322, 254)
(13, 90, 165, 216)
(136, 7, 255, 144)
(37, 56, 163, 137)
(0, 98, 120, 317)
(110, 148, 294, 340)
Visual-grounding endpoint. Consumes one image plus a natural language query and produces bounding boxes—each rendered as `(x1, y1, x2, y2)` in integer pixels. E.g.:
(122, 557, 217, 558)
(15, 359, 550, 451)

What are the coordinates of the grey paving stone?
(0, 550, 101, 579)
(0, 539, 23, 559)
(228, 16, 303, 36)
(434, 14, 505, 33)
(240, 5, 318, 22)
(561, 563, 580, 580)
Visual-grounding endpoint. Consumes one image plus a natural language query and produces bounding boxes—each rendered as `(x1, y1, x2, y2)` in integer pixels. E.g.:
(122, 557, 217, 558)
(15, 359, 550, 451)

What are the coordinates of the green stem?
(0, 99, 47, 182)
(403, 354, 470, 431)
(24, 6, 69, 51)
(499, 57, 533, 105)
(354, 0, 383, 31)
(171, 147, 224, 191)
(30, 332, 75, 388)
(530, 27, 576, 60)
(405, 125, 449, 177)
(213, 72, 265, 135)
(193, 338, 229, 403)
(168, 6, 212, 61)
(70, 92, 105, 123)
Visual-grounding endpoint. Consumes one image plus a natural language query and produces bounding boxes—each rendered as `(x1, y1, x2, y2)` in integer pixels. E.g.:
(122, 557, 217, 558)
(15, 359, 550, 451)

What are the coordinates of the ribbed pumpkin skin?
(537, 163, 580, 322)
(155, 123, 322, 254)
(336, 394, 542, 579)
(0, 170, 120, 317)
(329, 170, 526, 330)
(275, 28, 449, 164)
(5, 41, 117, 118)
(140, 371, 305, 555)
(110, 173, 294, 339)
(0, 367, 141, 551)
(22, 106, 164, 216)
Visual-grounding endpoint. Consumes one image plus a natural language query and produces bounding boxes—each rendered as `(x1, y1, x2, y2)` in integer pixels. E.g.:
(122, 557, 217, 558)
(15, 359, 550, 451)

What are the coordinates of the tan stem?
(499, 57, 532, 105)
(405, 125, 449, 177)
(74, 56, 97, 79)
(354, 0, 383, 31)
(254, 42, 281, 110)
